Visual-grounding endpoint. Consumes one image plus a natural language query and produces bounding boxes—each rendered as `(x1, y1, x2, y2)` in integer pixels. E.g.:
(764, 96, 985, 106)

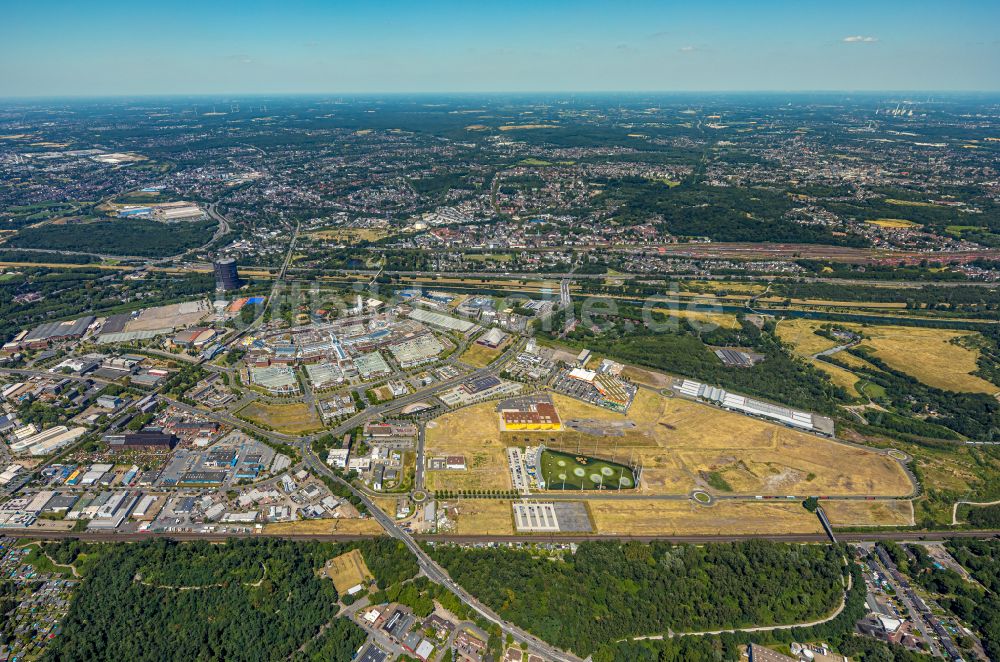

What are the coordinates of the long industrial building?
(8, 426, 87, 455)
(16, 316, 96, 349)
(674, 379, 834, 435)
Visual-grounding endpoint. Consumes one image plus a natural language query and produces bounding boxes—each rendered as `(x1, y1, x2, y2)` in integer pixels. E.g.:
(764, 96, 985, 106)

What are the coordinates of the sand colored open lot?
(684, 280, 768, 295)
(424, 402, 514, 492)
(427, 388, 913, 500)
(322, 548, 374, 594)
(460, 342, 503, 368)
(309, 228, 389, 242)
(263, 518, 385, 535)
(448, 499, 515, 535)
(498, 124, 559, 131)
(620, 365, 673, 389)
(822, 500, 914, 527)
(239, 401, 323, 434)
(588, 500, 823, 536)
(126, 300, 209, 331)
(868, 218, 921, 228)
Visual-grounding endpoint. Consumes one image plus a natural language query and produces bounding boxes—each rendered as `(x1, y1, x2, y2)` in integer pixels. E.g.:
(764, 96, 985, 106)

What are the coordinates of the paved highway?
(300, 445, 584, 662)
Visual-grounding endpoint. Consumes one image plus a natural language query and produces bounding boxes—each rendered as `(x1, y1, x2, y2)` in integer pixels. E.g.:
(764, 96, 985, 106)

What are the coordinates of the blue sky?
(2, 0, 998, 96)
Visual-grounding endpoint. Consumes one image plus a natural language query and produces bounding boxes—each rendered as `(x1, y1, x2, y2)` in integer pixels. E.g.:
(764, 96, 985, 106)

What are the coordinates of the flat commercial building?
(20, 316, 95, 348)
(354, 351, 391, 379)
(715, 348, 764, 368)
(388, 334, 445, 368)
(250, 365, 299, 394)
(747, 644, 797, 662)
(476, 327, 508, 348)
(9, 426, 87, 455)
(172, 327, 217, 347)
(304, 362, 344, 388)
(152, 201, 205, 222)
(111, 431, 178, 451)
(498, 395, 562, 431)
(407, 308, 475, 333)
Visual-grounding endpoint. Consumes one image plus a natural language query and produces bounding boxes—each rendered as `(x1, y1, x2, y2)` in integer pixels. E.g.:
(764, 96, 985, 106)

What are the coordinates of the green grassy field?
(858, 380, 887, 399)
(540, 449, 636, 490)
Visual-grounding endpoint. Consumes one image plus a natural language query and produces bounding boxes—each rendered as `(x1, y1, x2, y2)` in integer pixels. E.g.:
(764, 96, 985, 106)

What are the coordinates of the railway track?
(11, 528, 1000, 545)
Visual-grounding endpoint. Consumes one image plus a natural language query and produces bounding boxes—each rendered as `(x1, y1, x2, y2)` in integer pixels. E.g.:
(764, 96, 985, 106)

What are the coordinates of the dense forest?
(964, 503, 1000, 528)
(0, 249, 101, 264)
(1, 268, 215, 343)
(430, 540, 845, 656)
(540, 311, 848, 414)
(771, 281, 1000, 313)
(824, 348, 1000, 441)
(291, 617, 367, 662)
(40, 537, 417, 662)
(598, 179, 869, 246)
(10, 219, 215, 257)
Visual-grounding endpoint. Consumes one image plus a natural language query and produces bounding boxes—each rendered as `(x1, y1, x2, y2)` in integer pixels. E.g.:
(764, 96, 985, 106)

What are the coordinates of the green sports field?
(540, 449, 635, 491)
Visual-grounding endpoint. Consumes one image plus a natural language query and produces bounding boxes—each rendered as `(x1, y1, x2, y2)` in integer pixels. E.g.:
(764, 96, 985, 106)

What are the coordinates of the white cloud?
(842, 35, 878, 43)
(679, 45, 698, 53)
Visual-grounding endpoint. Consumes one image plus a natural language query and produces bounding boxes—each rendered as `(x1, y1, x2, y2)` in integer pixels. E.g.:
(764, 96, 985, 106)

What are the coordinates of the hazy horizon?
(3, 0, 999, 97)
(3, 90, 999, 104)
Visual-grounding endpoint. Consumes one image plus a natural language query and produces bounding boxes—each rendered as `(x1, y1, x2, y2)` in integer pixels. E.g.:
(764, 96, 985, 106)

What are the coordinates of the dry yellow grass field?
(588, 500, 823, 536)
(810, 359, 861, 395)
(778, 319, 996, 394)
(459, 342, 503, 368)
(835, 351, 879, 371)
(322, 548, 374, 593)
(685, 280, 767, 294)
(679, 435, 910, 497)
(867, 218, 921, 229)
(651, 307, 741, 330)
(822, 500, 914, 527)
(860, 326, 997, 394)
(239, 401, 323, 434)
(263, 518, 385, 535)
(450, 499, 515, 535)
(373, 385, 396, 401)
(427, 388, 912, 500)
(776, 319, 841, 356)
(620, 365, 673, 389)
(886, 198, 940, 207)
(309, 228, 388, 242)
(424, 403, 513, 492)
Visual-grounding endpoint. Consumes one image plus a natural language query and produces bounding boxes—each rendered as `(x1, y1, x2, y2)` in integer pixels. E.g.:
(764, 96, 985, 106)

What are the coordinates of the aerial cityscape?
(2, 2, 1000, 662)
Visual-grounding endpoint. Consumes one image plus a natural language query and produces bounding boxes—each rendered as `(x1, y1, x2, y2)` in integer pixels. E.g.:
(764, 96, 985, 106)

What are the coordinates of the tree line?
(429, 539, 845, 657)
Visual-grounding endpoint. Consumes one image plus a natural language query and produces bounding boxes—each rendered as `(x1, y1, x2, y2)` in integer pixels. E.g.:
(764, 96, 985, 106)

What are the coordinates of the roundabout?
(691, 491, 714, 506)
